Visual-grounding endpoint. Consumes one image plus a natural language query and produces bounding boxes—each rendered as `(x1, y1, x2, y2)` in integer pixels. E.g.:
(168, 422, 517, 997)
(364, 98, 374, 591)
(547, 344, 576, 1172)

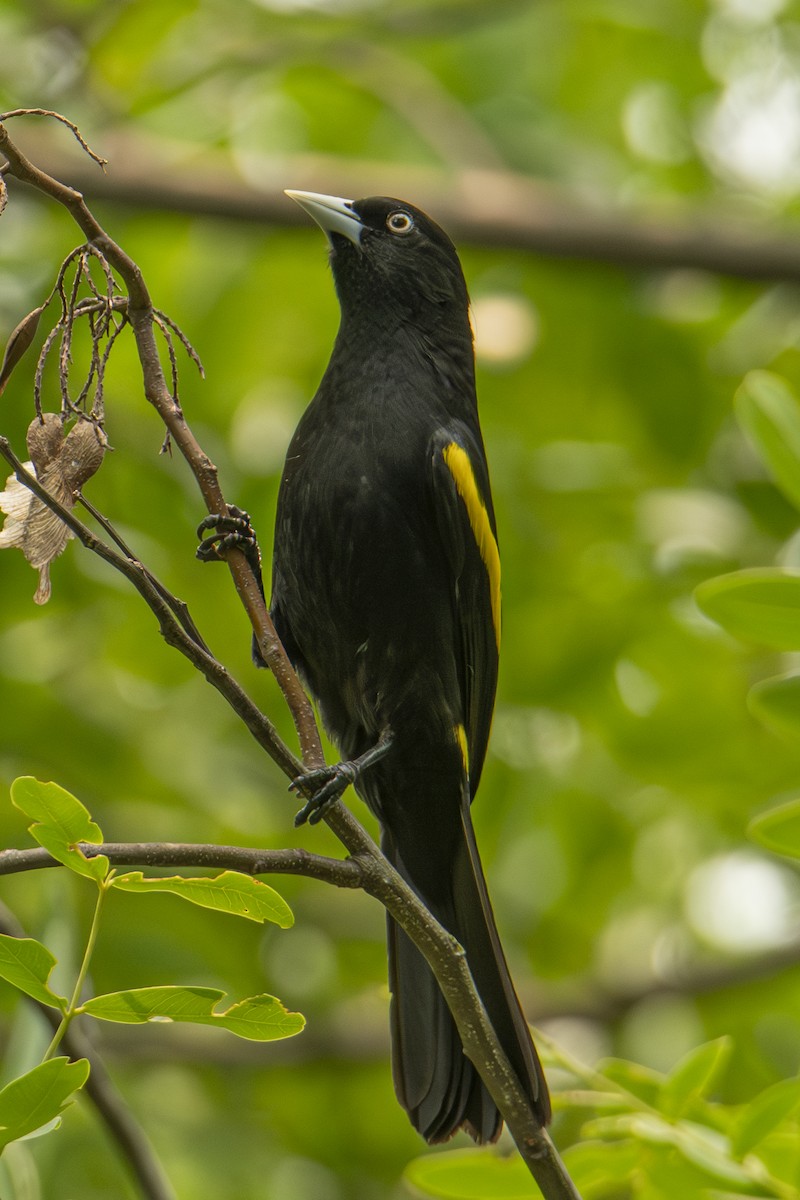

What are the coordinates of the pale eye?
(386, 211, 414, 235)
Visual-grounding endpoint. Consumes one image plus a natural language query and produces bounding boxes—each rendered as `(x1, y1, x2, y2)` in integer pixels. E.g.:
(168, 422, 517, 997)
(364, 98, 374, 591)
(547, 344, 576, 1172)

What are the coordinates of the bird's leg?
(292, 727, 394, 827)
(196, 506, 262, 579)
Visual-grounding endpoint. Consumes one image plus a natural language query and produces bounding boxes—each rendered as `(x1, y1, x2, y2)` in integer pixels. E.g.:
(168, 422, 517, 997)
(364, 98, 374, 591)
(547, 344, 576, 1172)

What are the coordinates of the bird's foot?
(291, 761, 358, 827)
(291, 729, 394, 827)
(196, 506, 261, 575)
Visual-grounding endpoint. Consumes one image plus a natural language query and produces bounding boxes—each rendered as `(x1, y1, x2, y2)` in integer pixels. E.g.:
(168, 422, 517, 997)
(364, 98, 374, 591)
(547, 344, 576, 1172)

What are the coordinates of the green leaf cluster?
(0, 778, 301, 1161)
(696, 372, 800, 853)
(407, 1038, 800, 1199)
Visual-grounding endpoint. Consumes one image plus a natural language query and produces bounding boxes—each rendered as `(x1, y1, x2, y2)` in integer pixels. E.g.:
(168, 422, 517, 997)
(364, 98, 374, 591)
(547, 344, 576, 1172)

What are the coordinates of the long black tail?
(383, 804, 551, 1143)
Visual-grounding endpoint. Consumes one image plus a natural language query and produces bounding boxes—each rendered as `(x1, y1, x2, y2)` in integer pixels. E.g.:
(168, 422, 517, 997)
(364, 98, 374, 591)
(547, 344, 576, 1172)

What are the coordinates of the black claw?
(195, 507, 262, 575)
(290, 733, 392, 828)
(290, 761, 358, 826)
(294, 800, 316, 828)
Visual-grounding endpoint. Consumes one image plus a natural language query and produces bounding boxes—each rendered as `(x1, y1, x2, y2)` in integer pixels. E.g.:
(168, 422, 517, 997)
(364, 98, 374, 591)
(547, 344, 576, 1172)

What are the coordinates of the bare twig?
(0, 440, 301, 781)
(0, 842, 364, 888)
(2, 121, 326, 769)
(0, 108, 107, 168)
(75, 491, 211, 653)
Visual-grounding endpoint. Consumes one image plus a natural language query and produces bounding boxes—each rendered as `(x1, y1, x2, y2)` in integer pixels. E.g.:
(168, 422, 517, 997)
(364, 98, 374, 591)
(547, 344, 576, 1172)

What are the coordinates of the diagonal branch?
(0, 440, 301, 781)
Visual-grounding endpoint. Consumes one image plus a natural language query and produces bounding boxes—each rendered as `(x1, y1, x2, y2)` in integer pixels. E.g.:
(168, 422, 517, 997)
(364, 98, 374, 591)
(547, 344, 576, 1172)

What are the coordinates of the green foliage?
(735, 371, 800, 514)
(748, 673, 800, 739)
(0, 777, 300, 1161)
(11, 776, 108, 881)
(407, 1037, 800, 1199)
(404, 1149, 538, 1199)
(748, 800, 800, 859)
(112, 870, 295, 926)
(731, 1077, 800, 1159)
(81, 985, 304, 1039)
(659, 1037, 732, 1117)
(698, 371, 800, 864)
(0, 935, 66, 1008)
(0, 1058, 90, 1154)
(695, 569, 800, 650)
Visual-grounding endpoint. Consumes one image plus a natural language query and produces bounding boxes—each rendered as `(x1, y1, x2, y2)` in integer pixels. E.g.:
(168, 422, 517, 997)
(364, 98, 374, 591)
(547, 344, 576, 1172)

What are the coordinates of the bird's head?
(285, 190, 471, 332)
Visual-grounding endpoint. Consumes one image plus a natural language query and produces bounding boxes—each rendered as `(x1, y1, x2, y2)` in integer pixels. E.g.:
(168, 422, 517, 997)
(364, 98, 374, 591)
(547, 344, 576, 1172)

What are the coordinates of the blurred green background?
(2, 1, 800, 1197)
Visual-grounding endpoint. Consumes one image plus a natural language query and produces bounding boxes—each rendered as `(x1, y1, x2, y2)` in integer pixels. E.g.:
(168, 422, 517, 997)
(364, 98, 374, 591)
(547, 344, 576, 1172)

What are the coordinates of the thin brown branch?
(75, 490, 212, 653)
(0, 117, 322, 771)
(0, 109, 108, 168)
(0, 842, 363, 888)
(0, 441, 300, 781)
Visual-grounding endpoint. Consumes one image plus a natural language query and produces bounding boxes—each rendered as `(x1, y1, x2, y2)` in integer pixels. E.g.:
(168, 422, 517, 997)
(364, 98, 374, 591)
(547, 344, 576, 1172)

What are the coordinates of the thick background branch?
(16, 132, 800, 282)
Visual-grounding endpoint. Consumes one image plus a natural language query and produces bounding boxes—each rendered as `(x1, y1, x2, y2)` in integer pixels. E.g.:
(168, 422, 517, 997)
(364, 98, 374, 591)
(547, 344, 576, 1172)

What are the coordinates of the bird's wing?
(429, 423, 500, 798)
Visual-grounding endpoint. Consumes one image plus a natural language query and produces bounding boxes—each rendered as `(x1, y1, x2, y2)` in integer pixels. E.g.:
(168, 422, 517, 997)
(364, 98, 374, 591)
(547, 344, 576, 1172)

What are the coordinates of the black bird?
(227, 191, 549, 1141)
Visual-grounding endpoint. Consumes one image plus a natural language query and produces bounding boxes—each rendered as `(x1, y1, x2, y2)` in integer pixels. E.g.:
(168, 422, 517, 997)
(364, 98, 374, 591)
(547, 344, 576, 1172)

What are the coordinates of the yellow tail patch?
(442, 442, 501, 648)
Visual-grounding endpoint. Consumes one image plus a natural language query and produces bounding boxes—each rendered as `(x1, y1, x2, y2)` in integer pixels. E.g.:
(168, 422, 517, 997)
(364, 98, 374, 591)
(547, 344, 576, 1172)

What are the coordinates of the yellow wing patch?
(442, 442, 501, 648)
(455, 723, 470, 774)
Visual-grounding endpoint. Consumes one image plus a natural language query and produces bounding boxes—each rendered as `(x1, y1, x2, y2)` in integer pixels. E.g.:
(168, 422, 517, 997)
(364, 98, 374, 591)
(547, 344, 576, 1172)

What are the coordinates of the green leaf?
(694, 569, 800, 650)
(748, 798, 800, 858)
(748, 672, 800, 737)
(660, 1038, 732, 1116)
(671, 1122, 751, 1186)
(0, 1057, 90, 1153)
(403, 1149, 538, 1199)
(735, 371, 800, 513)
(561, 1139, 641, 1193)
(9, 777, 108, 882)
(596, 1057, 665, 1107)
(582, 1115, 750, 1187)
(81, 985, 304, 1041)
(111, 870, 294, 927)
(731, 1077, 800, 1157)
(0, 935, 67, 1008)
(702, 1194, 772, 1200)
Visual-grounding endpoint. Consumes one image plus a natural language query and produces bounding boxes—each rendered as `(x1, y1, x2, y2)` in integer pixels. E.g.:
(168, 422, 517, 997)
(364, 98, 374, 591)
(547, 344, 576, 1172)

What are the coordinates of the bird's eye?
(386, 211, 414, 235)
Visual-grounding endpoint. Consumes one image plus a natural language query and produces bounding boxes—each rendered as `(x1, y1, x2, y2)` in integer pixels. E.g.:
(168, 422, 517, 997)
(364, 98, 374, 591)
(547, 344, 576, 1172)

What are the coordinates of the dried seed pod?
(0, 415, 107, 604)
(60, 419, 106, 489)
(26, 413, 65, 472)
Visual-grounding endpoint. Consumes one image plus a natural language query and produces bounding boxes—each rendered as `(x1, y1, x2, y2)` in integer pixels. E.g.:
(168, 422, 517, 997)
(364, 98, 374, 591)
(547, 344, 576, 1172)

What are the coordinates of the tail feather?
(383, 805, 550, 1144)
(455, 806, 550, 1125)
(388, 917, 500, 1143)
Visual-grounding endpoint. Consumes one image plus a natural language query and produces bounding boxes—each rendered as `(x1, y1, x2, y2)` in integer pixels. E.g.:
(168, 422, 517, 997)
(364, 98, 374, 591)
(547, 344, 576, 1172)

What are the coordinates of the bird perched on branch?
(202, 190, 550, 1141)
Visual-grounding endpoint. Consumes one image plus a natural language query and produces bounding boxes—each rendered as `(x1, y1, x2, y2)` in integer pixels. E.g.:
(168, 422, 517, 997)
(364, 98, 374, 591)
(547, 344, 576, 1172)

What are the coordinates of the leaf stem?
(43, 880, 110, 1059)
